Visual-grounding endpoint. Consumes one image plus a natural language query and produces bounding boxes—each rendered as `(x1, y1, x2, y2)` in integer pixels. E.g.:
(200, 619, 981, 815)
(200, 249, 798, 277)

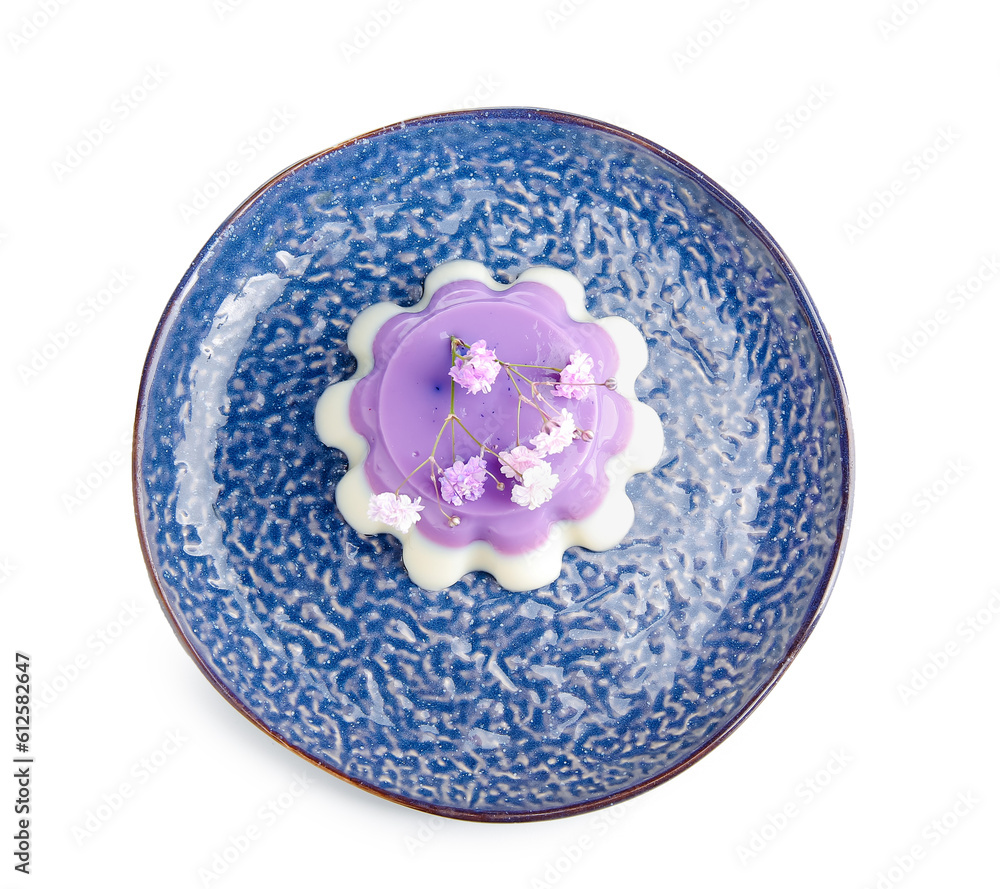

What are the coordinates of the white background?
(2, 0, 998, 886)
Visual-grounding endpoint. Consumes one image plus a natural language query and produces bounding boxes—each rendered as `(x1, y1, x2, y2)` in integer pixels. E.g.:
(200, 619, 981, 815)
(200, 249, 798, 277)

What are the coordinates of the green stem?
(394, 455, 435, 496)
(449, 338, 458, 414)
(451, 416, 504, 461)
(532, 383, 562, 419)
(508, 366, 553, 419)
(504, 361, 560, 372)
(504, 368, 536, 444)
(427, 459, 456, 521)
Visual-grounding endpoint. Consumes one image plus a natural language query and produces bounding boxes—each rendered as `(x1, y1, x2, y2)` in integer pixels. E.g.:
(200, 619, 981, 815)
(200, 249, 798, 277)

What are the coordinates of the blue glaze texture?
(135, 109, 850, 819)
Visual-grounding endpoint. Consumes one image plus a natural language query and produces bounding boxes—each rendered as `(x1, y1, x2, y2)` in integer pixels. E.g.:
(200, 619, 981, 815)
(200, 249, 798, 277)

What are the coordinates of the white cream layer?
(315, 260, 664, 592)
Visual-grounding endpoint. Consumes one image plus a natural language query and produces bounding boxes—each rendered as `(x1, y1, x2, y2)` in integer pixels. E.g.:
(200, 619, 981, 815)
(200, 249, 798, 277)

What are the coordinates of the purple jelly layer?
(349, 278, 633, 553)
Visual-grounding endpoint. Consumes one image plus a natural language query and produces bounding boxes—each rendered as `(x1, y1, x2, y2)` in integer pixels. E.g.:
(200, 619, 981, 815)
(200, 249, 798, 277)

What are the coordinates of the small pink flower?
(449, 339, 501, 395)
(466, 340, 498, 363)
(511, 461, 559, 510)
(367, 492, 424, 532)
(439, 455, 488, 506)
(530, 409, 577, 457)
(554, 350, 595, 400)
(498, 445, 544, 479)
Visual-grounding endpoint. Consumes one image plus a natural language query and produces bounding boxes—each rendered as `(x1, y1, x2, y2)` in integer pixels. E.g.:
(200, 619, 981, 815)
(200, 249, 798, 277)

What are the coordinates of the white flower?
(439, 455, 488, 506)
(530, 409, 577, 457)
(553, 350, 595, 399)
(498, 445, 544, 479)
(448, 339, 502, 395)
(511, 461, 559, 510)
(367, 492, 424, 532)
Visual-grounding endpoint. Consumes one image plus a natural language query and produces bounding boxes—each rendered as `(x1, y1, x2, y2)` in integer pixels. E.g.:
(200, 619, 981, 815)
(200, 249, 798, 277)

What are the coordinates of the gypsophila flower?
(466, 340, 497, 363)
(440, 456, 488, 506)
(449, 339, 501, 394)
(511, 462, 559, 510)
(367, 491, 424, 532)
(498, 445, 544, 479)
(530, 409, 577, 457)
(366, 335, 609, 528)
(554, 350, 595, 400)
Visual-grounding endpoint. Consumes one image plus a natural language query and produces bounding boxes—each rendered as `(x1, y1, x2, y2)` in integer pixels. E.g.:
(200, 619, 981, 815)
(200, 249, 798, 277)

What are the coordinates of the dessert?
(315, 260, 663, 590)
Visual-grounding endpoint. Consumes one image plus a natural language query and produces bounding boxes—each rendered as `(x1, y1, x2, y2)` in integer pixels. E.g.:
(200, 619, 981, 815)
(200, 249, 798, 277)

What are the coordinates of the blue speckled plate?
(133, 108, 852, 822)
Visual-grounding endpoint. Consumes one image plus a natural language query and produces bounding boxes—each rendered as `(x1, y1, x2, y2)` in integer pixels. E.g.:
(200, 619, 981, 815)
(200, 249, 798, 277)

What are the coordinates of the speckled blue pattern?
(134, 109, 851, 820)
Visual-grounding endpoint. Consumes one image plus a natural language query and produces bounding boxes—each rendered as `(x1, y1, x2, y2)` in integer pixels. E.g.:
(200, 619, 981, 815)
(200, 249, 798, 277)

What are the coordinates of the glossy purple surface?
(349, 278, 632, 552)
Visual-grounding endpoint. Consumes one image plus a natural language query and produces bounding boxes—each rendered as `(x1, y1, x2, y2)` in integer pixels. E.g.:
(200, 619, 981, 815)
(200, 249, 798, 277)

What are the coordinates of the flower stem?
(508, 366, 555, 419)
(504, 361, 561, 372)
(395, 455, 434, 496)
(450, 416, 503, 460)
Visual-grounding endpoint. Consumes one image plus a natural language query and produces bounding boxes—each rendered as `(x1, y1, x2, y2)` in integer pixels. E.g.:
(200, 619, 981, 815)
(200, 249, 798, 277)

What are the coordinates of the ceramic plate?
(133, 108, 852, 821)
